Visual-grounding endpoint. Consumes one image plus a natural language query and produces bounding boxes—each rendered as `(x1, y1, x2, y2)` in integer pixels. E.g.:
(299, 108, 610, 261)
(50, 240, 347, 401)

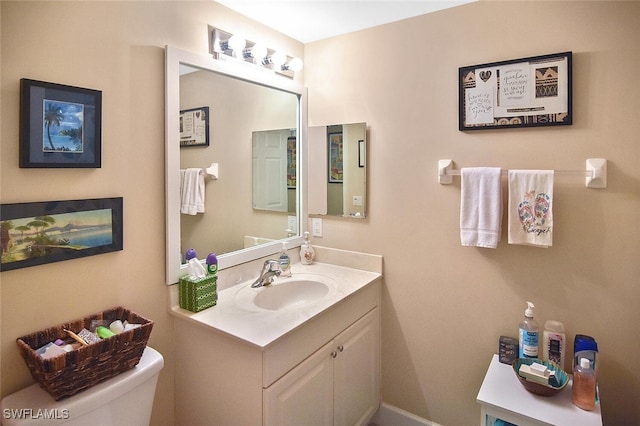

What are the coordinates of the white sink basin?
(235, 273, 338, 311)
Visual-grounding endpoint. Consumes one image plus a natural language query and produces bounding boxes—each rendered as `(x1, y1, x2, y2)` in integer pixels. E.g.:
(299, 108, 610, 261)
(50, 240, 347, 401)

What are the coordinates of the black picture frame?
(1, 198, 123, 271)
(20, 79, 102, 167)
(179, 106, 210, 147)
(459, 52, 572, 131)
(287, 136, 297, 188)
(328, 132, 343, 183)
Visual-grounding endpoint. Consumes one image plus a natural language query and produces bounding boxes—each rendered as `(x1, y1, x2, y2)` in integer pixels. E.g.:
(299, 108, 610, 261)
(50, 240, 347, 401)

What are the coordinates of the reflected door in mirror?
(252, 129, 296, 212)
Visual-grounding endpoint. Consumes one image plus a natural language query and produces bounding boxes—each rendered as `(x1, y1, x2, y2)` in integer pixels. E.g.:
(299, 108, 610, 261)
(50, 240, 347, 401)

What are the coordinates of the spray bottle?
(518, 302, 539, 359)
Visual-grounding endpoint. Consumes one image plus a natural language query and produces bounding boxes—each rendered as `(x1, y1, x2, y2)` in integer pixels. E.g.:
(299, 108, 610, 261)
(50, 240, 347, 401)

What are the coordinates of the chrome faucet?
(251, 259, 281, 288)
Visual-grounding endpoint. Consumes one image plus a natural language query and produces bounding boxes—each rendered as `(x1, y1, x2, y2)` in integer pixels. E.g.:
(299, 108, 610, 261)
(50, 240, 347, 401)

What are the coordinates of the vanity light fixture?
(209, 26, 303, 78)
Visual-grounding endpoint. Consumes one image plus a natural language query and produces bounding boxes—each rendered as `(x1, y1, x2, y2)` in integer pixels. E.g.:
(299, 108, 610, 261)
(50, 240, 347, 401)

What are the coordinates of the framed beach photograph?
(459, 52, 572, 131)
(328, 132, 343, 183)
(20, 79, 102, 167)
(1, 198, 123, 271)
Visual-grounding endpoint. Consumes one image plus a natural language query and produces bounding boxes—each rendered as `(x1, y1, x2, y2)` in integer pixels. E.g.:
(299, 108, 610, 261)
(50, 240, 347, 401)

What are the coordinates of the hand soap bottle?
(573, 357, 596, 411)
(278, 242, 292, 277)
(300, 231, 315, 265)
(518, 301, 539, 359)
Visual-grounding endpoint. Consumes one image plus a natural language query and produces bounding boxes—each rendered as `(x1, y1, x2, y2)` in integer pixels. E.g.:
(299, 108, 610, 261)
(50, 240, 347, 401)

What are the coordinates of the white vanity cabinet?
(173, 272, 381, 426)
(264, 308, 380, 426)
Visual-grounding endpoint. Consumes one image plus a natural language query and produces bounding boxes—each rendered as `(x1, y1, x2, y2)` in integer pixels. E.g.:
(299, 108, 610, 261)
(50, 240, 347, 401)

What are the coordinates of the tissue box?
(179, 274, 217, 312)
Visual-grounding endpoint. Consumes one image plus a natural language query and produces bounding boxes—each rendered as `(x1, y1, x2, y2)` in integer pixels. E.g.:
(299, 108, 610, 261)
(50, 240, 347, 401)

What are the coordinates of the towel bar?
(438, 159, 607, 188)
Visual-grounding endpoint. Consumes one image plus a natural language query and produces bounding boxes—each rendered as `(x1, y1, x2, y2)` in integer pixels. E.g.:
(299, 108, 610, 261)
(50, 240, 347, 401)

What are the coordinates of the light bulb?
(287, 57, 303, 72)
(248, 43, 267, 62)
(270, 51, 287, 68)
(227, 35, 246, 51)
(221, 34, 246, 52)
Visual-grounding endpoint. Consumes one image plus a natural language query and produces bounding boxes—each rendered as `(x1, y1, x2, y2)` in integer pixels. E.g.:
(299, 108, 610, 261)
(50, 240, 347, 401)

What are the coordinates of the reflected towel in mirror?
(180, 168, 205, 215)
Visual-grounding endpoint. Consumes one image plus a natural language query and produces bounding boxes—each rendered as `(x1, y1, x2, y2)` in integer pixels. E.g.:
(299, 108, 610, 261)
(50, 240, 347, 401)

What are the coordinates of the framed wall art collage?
(459, 52, 572, 131)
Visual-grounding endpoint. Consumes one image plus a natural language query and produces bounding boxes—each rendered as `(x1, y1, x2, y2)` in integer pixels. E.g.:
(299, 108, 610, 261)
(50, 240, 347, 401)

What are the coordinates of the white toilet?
(1, 346, 163, 426)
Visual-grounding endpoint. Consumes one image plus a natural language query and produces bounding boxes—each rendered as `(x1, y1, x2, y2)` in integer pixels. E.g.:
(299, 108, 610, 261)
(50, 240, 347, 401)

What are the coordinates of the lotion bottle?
(573, 357, 596, 411)
(300, 231, 315, 265)
(542, 320, 566, 369)
(518, 301, 539, 359)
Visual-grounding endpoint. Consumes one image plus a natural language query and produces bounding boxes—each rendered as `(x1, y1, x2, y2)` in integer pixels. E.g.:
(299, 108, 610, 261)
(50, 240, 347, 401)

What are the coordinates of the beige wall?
(0, 2, 302, 425)
(305, 1, 640, 425)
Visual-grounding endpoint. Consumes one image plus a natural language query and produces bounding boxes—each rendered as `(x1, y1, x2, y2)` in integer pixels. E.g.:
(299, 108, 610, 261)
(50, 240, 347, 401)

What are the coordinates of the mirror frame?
(165, 46, 307, 285)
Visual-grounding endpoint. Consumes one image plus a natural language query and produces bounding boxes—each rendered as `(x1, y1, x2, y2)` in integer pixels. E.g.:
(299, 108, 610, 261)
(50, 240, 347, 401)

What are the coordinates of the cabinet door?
(334, 308, 380, 426)
(264, 341, 334, 426)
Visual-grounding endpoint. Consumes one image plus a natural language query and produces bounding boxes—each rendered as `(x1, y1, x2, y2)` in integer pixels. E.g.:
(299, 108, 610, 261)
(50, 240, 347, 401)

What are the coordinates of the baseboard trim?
(370, 402, 442, 426)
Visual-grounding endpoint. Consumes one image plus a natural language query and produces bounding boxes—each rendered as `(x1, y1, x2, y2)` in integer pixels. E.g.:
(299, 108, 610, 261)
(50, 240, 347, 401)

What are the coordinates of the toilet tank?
(1, 346, 164, 426)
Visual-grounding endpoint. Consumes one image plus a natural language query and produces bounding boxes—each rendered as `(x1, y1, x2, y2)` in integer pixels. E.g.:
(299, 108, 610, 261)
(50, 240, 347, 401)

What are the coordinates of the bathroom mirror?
(308, 122, 367, 218)
(166, 46, 307, 285)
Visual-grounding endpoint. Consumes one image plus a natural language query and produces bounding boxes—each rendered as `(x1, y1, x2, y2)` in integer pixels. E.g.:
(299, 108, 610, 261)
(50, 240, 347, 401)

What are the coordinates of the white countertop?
(477, 354, 602, 426)
(170, 262, 381, 349)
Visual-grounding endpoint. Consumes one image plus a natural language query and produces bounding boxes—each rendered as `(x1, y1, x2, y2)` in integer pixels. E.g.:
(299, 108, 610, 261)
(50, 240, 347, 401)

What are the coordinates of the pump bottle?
(300, 231, 315, 265)
(573, 357, 596, 410)
(518, 302, 539, 359)
(278, 242, 291, 278)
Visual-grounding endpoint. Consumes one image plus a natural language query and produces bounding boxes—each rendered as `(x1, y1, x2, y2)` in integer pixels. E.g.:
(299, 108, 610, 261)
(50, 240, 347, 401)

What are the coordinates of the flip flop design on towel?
(517, 201, 534, 231)
(534, 193, 550, 226)
(518, 191, 551, 231)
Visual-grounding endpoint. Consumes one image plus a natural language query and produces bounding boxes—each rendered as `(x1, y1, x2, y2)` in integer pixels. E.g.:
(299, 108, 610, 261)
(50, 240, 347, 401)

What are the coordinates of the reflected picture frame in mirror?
(165, 46, 308, 285)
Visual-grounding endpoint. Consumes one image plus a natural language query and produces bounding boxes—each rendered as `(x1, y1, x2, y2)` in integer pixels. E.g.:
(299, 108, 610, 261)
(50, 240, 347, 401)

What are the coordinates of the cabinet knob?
(337, 345, 344, 352)
(331, 351, 337, 358)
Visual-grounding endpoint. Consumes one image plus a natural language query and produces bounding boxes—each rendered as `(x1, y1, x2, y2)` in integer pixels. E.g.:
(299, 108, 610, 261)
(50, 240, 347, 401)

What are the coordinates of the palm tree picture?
(42, 100, 84, 152)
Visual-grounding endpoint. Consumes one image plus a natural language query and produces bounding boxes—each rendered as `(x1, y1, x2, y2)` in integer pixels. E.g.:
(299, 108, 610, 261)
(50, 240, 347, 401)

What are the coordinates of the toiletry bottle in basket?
(518, 301, 539, 358)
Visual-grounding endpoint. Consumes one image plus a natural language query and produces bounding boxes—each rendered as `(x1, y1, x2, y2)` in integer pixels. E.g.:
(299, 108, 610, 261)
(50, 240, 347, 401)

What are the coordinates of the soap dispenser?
(300, 231, 315, 265)
(518, 301, 539, 359)
(278, 242, 292, 277)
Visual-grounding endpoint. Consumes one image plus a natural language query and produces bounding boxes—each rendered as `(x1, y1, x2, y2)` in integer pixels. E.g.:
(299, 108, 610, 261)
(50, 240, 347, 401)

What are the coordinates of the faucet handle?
(264, 259, 280, 272)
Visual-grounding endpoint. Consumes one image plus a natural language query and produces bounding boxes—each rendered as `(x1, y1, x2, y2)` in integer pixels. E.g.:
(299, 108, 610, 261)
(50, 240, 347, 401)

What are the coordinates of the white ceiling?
(214, 0, 475, 43)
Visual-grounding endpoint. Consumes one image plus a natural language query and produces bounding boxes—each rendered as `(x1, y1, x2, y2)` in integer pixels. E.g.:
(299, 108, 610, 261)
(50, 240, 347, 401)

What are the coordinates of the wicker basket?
(16, 306, 154, 400)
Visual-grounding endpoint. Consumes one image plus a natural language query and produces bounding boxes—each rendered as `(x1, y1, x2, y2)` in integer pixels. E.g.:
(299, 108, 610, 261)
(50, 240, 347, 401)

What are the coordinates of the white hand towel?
(508, 170, 553, 247)
(460, 167, 503, 249)
(180, 168, 205, 215)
